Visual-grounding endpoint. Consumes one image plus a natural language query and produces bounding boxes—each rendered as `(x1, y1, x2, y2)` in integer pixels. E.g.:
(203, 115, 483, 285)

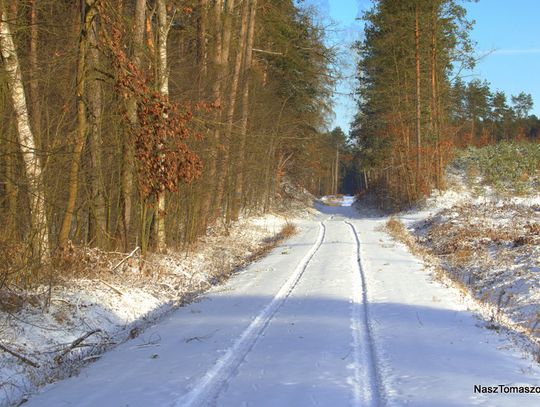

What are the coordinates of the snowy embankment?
(393, 168, 540, 357)
(0, 204, 314, 407)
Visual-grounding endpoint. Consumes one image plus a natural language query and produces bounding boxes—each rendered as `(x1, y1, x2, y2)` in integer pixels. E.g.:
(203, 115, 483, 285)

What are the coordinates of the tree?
(122, 0, 146, 249)
(58, 0, 98, 248)
(465, 79, 491, 143)
(0, 0, 337, 285)
(155, 0, 173, 253)
(490, 90, 512, 141)
(232, 0, 258, 220)
(352, 0, 475, 208)
(512, 92, 533, 120)
(0, 1, 49, 261)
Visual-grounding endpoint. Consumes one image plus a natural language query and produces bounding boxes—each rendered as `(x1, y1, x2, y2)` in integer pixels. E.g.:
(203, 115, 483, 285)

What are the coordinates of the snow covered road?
(25, 202, 540, 406)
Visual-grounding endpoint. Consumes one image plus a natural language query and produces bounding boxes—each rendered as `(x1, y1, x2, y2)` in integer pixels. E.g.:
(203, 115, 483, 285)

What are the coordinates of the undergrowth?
(454, 141, 540, 194)
(386, 213, 540, 356)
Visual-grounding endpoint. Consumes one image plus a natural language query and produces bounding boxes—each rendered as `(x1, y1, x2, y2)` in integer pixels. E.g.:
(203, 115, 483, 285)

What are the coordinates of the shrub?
(454, 141, 540, 194)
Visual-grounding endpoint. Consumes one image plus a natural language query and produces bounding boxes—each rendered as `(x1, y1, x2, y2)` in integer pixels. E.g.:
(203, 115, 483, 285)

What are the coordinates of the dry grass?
(246, 223, 297, 264)
(386, 217, 411, 244)
(386, 217, 430, 259)
(0, 219, 300, 318)
(279, 222, 297, 239)
(396, 202, 540, 353)
(423, 204, 540, 259)
(384, 217, 468, 293)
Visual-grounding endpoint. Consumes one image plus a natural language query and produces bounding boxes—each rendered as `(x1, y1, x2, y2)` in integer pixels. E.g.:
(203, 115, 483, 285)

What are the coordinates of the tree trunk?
(0, 3, 49, 261)
(198, 0, 223, 231)
(232, 0, 257, 221)
(211, 0, 235, 219)
(214, 0, 247, 221)
(155, 0, 171, 253)
(122, 0, 145, 249)
(4, 132, 17, 238)
(196, 0, 208, 95)
(58, 0, 97, 248)
(334, 147, 339, 195)
(28, 0, 41, 151)
(87, 8, 106, 247)
(430, 3, 441, 189)
(414, 4, 422, 193)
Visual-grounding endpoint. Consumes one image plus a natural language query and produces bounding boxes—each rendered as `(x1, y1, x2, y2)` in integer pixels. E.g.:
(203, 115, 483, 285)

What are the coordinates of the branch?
(112, 246, 140, 272)
(252, 48, 282, 56)
(0, 343, 39, 368)
(99, 279, 124, 296)
(54, 329, 102, 364)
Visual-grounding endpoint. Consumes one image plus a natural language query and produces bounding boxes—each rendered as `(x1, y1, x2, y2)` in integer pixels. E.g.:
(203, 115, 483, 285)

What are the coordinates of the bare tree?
(123, 0, 146, 248)
(155, 0, 174, 252)
(58, 0, 98, 248)
(232, 0, 257, 220)
(0, 1, 49, 260)
(87, 7, 107, 246)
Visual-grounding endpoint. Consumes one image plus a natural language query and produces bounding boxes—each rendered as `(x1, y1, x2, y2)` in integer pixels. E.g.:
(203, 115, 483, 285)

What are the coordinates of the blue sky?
(302, 0, 540, 133)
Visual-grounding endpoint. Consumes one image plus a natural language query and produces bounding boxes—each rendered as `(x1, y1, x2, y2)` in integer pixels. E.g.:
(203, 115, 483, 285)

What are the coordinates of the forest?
(0, 0, 343, 286)
(4, 1, 540, 405)
(2, 0, 539, 293)
(351, 0, 539, 209)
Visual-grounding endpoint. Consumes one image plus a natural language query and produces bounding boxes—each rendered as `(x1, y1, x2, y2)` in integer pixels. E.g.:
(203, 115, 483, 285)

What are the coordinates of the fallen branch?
(184, 329, 219, 343)
(82, 355, 102, 362)
(112, 246, 140, 272)
(0, 343, 39, 368)
(55, 329, 102, 364)
(99, 279, 124, 296)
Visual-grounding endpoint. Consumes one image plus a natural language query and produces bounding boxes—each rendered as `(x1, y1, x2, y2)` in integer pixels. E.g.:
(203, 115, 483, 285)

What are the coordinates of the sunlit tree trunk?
(28, 0, 41, 150)
(122, 0, 145, 249)
(414, 3, 422, 192)
(87, 8, 106, 246)
(198, 0, 223, 231)
(58, 0, 97, 248)
(211, 0, 235, 219)
(232, 0, 257, 220)
(214, 0, 248, 220)
(0, 2, 49, 261)
(155, 0, 171, 252)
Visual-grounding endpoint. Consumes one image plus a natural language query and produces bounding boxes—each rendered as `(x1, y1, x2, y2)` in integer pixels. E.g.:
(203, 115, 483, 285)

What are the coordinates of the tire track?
(346, 221, 384, 407)
(173, 222, 326, 407)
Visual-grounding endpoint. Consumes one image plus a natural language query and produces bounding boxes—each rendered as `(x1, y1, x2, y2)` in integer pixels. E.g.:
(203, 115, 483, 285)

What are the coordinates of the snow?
(0, 210, 307, 407)
(320, 194, 356, 207)
(20, 198, 540, 406)
(395, 170, 540, 352)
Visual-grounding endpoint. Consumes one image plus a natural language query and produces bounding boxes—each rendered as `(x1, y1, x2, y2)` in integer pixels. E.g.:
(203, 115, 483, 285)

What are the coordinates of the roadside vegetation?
(454, 141, 540, 195)
(0, 0, 338, 301)
(386, 141, 540, 359)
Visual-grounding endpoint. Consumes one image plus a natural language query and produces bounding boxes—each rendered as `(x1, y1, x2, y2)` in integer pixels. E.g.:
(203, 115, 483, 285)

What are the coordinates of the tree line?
(351, 0, 537, 209)
(0, 0, 338, 285)
(451, 80, 538, 146)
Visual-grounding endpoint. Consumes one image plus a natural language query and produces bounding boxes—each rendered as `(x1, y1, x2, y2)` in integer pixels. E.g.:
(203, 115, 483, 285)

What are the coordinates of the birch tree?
(155, 0, 173, 252)
(0, 1, 49, 261)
